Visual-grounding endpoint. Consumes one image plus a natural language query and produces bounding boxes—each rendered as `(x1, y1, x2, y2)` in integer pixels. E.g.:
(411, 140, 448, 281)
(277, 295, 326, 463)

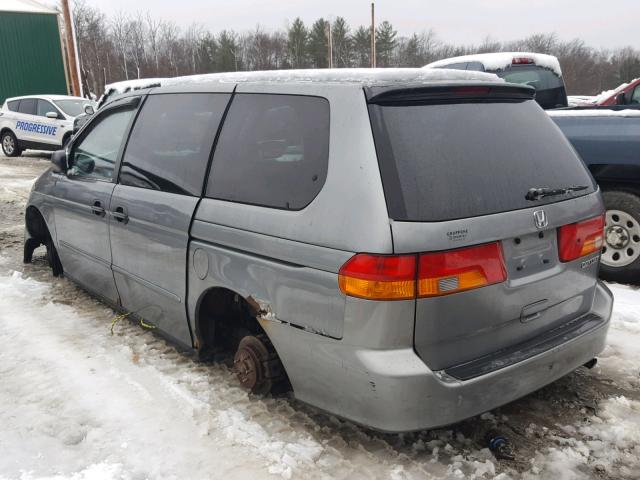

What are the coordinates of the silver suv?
(23, 69, 613, 433)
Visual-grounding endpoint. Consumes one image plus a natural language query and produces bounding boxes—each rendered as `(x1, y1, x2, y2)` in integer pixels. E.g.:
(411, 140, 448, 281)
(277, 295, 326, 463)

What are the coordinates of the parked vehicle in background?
(0, 95, 95, 157)
(23, 69, 612, 432)
(569, 78, 640, 107)
(424, 52, 568, 109)
(549, 108, 640, 283)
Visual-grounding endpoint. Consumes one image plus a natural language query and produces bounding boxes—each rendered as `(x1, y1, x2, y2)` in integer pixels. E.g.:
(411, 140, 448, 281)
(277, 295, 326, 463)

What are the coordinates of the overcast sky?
(81, 0, 639, 50)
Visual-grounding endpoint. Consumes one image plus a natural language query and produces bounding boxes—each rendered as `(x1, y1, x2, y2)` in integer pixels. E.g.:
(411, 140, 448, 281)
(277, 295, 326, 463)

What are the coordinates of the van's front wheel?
(600, 190, 640, 283)
(234, 334, 286, 395)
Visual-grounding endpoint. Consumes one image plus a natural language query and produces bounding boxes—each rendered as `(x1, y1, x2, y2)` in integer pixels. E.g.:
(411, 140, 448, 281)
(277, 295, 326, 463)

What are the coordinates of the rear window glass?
(368, 99, 595, 222)
(120, 93, 230, 196)
(206, 94, 329, 210)
(495, 66, 563, 91)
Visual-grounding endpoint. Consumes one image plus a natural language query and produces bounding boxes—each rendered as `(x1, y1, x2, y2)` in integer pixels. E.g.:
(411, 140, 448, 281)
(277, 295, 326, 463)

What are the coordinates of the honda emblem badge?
(533, 209, 548, 229)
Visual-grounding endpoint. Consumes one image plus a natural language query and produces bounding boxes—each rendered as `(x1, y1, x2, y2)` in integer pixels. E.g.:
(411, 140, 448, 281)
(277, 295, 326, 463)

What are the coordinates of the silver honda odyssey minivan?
(24, 69, 613, 432)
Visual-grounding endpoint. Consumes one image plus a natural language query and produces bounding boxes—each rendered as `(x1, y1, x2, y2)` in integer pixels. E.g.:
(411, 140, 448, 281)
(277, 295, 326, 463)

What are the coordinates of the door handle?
(91, 200, 105, 217)
(112, 206, 129, 224)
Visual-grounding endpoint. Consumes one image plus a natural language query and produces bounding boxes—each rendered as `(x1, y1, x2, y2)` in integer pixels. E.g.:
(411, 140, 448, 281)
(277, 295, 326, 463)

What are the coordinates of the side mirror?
(616, 92, 627, 105)
(46, 111, 59, 119)
(84, 104, 95, 115)
(51, 150, 68, 174)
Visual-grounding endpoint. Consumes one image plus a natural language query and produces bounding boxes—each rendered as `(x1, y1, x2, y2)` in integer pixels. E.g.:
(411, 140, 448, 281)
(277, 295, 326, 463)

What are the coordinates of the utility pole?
(61, 0, 81, 96)
(326, 21, 333, 68)
(370, 3, 376, 68)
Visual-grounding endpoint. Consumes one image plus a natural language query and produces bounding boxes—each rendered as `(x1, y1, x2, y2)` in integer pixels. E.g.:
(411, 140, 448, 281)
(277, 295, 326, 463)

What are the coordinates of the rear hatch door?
(367, 84, 603, 373)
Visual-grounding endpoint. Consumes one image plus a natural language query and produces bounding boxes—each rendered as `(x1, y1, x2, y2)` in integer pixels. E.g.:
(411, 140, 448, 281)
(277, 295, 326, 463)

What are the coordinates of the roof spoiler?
(366, 84, 535, 105)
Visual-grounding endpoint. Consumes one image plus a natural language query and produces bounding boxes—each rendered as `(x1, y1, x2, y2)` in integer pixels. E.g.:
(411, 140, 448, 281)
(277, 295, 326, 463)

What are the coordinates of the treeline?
(73, 0, 640, 97)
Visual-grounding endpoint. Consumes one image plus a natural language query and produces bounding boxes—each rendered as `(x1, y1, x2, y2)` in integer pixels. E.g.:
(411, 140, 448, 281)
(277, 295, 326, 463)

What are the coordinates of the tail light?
(558, 215, 605, 262)
(512, 57, 534, 65)
(338, 254, 416, 300)
(453, 86, 491, 96)
(338, 242, 507, 301)
(418, 243, 507, 297)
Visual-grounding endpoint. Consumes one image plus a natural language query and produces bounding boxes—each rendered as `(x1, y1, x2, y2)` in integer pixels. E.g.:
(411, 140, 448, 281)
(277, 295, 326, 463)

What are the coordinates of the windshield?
(54, 99, 92, 117)
(368, 98, 595, 222)
(494, 65, 567, 108)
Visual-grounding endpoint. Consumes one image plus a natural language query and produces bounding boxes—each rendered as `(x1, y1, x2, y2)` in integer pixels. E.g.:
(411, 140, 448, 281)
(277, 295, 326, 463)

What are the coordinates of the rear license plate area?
(502, 229, 558, 280)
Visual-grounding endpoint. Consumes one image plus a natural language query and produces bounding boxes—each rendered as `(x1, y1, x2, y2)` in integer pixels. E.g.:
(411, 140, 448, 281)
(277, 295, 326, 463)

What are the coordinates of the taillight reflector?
(338, 254, 416, 300)
(558, 215, 605, 262)
(338, 242, 507, 301)
(418, 242, 507, 297)
(512, 57, 534, 65)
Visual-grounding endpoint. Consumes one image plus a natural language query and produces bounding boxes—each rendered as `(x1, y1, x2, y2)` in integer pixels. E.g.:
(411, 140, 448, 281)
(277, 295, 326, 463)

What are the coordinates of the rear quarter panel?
(188, 83, 393, 341)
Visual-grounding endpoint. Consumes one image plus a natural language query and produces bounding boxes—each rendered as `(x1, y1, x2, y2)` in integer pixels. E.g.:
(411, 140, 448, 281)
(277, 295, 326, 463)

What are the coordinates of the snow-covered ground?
(1, 155, 639, 480)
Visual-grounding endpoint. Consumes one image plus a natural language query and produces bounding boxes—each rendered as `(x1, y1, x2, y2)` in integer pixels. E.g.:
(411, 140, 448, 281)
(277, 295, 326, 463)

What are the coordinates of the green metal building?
(0, 0, 68, 104)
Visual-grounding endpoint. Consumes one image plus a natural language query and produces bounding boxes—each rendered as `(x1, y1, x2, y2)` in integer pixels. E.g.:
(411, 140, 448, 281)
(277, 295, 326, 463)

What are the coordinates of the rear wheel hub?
(233, 335, 271, 394)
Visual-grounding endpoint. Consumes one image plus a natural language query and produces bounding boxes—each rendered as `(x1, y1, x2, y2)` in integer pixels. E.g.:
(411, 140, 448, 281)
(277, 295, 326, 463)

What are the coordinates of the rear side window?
(368, 99, 595, 222)
(18, 98, 36, 115)
(6, 100, 19, 112)
(120, 93, 230, 196)
(206, 94, 329, 210)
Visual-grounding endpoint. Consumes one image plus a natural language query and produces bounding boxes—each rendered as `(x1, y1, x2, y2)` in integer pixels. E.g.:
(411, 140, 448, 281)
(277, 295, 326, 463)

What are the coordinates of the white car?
(0, 95, 95, 157)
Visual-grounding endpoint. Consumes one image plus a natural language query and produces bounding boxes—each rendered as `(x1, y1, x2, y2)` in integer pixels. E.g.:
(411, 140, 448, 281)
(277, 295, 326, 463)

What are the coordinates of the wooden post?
(61, 0, 81, 96)
(326, 21, 333, 68)
(370, 3, 376, 68)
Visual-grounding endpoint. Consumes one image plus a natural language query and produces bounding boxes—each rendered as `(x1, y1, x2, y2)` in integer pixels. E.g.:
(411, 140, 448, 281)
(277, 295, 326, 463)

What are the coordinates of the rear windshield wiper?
(525, 185, 589, 201)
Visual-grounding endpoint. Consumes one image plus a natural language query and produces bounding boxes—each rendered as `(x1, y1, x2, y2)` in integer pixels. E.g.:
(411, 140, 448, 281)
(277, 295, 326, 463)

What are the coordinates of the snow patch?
(103, 67, 501, 96)
(548, 107, 640, 117)
(2, 463, 131, 480)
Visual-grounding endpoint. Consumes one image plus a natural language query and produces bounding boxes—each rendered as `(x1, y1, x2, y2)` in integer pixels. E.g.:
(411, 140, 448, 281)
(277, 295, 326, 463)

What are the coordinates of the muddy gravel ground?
(1, 153, 639, 480)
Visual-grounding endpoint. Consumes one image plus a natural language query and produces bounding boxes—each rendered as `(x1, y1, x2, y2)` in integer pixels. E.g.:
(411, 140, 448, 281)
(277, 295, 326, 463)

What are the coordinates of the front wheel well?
(25, 206, 49, 242)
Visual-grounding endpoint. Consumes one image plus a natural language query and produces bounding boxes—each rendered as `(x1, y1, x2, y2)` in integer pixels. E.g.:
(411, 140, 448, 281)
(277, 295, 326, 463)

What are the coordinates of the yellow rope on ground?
(139, 318, 156, 330)
(110, 311, 156, 334)
(110, 312, 131, 335)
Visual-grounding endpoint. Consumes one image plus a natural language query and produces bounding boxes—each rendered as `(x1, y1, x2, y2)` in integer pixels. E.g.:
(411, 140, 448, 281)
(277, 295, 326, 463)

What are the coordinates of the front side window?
(37, 100, 59, 118)
(18, 98, 37, 115)
(631, 86, 640, 105)
(69, 107, 136, 181)
(119, 93, 230, 196)
(206, 94, 330, 210)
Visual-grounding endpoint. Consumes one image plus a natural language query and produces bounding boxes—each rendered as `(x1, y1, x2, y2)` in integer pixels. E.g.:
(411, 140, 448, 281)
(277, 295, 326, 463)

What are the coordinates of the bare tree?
(145, 13, 161, 75)
(110, 12, 130, 80)
(73, 4, 640, 97)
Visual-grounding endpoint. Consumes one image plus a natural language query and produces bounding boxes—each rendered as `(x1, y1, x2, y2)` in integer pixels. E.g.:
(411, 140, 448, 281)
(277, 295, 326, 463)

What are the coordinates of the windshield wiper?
(525, 185, 589, 201)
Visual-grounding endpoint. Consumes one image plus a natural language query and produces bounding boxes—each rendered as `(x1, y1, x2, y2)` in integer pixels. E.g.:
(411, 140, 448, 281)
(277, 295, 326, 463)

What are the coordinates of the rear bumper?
(271, 281, 613, 433)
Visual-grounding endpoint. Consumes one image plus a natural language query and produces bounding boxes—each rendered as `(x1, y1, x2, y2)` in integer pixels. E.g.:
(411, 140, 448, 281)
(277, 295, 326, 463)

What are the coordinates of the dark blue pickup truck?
(550, 109, 640, 282)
